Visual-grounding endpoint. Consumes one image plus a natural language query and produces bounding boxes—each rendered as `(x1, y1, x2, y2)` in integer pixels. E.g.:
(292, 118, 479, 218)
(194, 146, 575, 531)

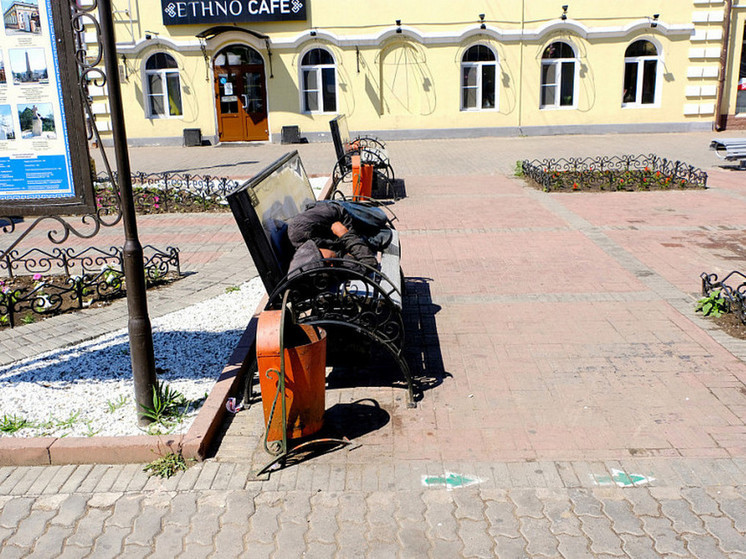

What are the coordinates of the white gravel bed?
(0, 277, 265, 438)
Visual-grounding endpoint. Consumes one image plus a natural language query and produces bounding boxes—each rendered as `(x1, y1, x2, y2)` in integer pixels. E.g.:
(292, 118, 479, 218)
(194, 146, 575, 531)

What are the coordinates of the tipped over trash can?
(257, 309, 326, 446)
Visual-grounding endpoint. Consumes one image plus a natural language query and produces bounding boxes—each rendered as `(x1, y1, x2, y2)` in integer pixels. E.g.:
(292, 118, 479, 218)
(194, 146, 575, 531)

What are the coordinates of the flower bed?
(521, 154, 708, 192)
(94, 172, 241, 215)
(698, 270, 746, 340)
(0, 245, 180, 328)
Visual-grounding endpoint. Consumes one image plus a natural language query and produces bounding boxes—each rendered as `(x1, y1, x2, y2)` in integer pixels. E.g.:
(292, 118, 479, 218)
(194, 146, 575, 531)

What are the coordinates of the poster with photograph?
(9, 47, 48, 84)
(2, 0, 42, 36)
(0, 0, 88, 209)
(0, 105, 16, 139)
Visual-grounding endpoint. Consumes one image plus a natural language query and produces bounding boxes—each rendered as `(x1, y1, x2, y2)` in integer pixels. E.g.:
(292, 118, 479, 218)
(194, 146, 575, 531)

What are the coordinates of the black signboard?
(161, 0, 307, 25)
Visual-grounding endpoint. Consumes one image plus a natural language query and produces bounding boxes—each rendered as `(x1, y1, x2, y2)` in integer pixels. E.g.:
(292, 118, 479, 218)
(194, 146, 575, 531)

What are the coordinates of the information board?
(0, 0, 95, 216)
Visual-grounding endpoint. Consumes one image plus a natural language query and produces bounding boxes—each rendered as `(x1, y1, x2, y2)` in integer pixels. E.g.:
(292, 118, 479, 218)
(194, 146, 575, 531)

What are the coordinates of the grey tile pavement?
(2, 131, 746, 556)
(0, 460, 745, 557)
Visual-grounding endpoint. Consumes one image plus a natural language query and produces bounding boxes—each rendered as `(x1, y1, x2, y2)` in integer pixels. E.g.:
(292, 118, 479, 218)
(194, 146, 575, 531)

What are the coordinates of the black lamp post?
(98, 0, 157, 425)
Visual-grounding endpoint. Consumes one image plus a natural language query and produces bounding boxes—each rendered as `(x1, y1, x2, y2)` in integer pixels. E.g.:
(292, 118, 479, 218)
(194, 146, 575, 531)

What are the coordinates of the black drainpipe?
(714, 0, 734, 131)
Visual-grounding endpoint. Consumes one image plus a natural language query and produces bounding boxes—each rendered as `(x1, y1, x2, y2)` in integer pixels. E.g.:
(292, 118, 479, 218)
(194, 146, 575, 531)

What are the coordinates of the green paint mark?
(593, 469, 655, 487)
(422, 472, 481, 489)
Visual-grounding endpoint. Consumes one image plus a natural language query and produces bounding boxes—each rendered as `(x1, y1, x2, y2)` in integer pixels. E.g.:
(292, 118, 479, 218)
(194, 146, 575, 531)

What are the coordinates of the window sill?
(147, 115, 184, 120)
(621, 103, 660, 109)
(460, 107, 499, 112)
(539, 105, 578, 110)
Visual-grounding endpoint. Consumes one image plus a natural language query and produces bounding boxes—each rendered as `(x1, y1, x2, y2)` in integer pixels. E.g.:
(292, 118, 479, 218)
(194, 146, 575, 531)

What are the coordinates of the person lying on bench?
(286, 201, 380, 273)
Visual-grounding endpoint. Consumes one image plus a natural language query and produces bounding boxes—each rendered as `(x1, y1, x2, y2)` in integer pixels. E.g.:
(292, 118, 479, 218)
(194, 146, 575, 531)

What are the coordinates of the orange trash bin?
(351, 154, 373, 200)
(256, 309, 327, 443)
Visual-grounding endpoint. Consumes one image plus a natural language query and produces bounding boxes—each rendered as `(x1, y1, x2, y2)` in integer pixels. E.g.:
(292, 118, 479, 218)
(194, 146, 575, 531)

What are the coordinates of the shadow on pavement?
(167, 160, 259, 174)
(403, 276, 452, 396)
(322, 277, 450, 403)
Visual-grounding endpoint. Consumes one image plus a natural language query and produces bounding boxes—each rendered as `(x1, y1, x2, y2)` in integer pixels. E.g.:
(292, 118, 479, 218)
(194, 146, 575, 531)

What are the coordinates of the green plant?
(225, 285, 240, 293)
(83, 420, 101, 437)
(55, 410, 80, 430)
(145, 266, 164, 286)
(105, 395, 129, 413)
(139, 381, 188, 426)
(20, 314, 36, 325)
(101, 263, 121, 286)
(0, 413, 32, 434)
(514, 160, 524, 177)
(696, 289, 728, 317)
(34, 414, 56, 435)
(143, 450, 188, 479)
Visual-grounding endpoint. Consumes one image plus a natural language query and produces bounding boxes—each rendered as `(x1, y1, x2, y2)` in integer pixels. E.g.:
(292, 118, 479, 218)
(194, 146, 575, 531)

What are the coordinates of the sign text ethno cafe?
(161, 0, 307, 25)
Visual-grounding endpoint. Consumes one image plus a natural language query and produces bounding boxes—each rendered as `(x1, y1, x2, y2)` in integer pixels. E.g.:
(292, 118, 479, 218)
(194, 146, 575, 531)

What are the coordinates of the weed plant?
(143, 451, 188, 478)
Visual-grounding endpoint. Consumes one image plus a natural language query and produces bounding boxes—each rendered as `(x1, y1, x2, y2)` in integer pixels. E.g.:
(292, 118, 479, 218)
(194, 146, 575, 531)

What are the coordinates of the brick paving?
(2, 132, 746, 556)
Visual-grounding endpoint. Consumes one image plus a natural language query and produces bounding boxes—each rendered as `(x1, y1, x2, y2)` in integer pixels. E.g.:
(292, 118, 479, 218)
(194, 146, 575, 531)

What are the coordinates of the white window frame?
(460, 44, 499, 112)
(144, 52, 183, 119)
(540, 42, 579, 110)
(622, 39, 662, 108)
(299, 47, 337, 114)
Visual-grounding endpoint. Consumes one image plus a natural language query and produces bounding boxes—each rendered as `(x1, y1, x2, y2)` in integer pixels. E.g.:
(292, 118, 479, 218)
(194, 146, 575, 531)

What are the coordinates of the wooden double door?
(214, 45, 268, 142)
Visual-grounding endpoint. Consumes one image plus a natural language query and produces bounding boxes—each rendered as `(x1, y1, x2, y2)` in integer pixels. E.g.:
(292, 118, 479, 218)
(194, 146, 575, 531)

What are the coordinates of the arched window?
(461, 45, 497, 110)
(214, 44, 263, 66)
(144, 53, 182, 118)
(623, 40, 659, 106)
(300, 48, 337, 113)
(540, 42, 577, 108)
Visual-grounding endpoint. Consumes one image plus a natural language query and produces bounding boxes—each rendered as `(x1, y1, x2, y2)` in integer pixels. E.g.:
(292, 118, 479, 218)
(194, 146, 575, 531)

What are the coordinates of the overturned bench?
(227, 151, 416, 406)
(710, 138, 746, 169)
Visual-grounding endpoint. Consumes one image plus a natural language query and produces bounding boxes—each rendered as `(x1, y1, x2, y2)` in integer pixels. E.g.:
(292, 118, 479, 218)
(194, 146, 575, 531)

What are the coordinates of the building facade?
(4, 2, 41, 33)
(90, 0, 746, 145)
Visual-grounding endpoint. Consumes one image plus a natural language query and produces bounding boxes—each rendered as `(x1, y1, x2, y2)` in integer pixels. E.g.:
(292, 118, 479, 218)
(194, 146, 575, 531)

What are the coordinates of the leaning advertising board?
(0, 0, 94, 217)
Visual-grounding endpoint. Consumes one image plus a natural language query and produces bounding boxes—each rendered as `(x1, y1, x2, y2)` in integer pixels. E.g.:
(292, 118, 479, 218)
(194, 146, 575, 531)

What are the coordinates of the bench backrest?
(227, 151, 316, 293)
(329, 114, 351, 161)
(711, 139, 746, 149)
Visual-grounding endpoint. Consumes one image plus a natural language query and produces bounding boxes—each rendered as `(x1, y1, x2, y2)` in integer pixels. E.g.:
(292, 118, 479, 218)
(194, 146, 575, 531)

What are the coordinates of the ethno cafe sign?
(161, 0, 307, 25)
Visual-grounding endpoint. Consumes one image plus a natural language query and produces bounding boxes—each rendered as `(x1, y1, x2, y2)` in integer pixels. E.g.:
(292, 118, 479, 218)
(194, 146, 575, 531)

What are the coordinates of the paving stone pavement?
(1, 460, 746, 557)
(3, 132, 746, 557)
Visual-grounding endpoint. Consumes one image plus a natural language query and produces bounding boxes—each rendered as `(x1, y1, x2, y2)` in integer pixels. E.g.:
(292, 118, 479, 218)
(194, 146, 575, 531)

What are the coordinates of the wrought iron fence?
(0, 245, 179, 328)
(521, 154, 708, 192)
(95, 172, 240, 214)
(701, 270, 746, 325)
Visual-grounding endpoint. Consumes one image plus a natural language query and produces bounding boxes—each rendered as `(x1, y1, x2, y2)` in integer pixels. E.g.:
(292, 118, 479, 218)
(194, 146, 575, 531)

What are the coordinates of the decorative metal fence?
(701, 270, 746, 325)
(522, 154, 708, 192)
(0, 245, 179, 328)
(95, 172, 241, 214)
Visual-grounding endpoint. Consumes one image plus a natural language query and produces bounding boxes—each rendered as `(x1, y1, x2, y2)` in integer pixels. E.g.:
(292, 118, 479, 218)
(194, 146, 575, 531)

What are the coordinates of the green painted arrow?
(422, 473, 481, 489)
(593, 469, 655, 487)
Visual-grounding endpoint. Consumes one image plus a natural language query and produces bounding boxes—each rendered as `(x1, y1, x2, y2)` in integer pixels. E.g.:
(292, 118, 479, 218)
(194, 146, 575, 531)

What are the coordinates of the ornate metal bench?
(227, 151, 416, 407)
(329, 114, 397, 198)
(710, 138, 746, 169)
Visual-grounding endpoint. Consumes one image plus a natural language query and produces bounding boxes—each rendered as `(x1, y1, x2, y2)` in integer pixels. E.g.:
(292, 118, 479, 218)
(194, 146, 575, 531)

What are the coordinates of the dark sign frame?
(0, 1, 95, 217)
(161, 0, 308, 26)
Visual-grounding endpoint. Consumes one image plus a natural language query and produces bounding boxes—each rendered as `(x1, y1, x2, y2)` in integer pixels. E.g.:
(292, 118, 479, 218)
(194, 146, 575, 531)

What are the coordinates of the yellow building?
(92, 0, 746, 145)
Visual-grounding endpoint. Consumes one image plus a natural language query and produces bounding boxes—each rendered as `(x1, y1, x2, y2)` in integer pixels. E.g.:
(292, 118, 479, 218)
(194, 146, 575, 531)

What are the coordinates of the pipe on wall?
(714, 0, 734, 131)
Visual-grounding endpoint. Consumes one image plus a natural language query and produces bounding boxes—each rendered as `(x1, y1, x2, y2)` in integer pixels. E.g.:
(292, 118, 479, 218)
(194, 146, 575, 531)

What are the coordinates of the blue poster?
(0, 0, 76, 201)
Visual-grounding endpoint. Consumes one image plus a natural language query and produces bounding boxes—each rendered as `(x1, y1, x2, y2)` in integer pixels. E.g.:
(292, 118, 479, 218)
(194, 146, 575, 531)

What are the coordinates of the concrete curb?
(0, 298, 265, 467)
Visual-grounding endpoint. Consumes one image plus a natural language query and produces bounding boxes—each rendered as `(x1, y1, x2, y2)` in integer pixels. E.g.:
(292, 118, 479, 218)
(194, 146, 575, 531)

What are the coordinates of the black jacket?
(287, 202, 378, 269)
